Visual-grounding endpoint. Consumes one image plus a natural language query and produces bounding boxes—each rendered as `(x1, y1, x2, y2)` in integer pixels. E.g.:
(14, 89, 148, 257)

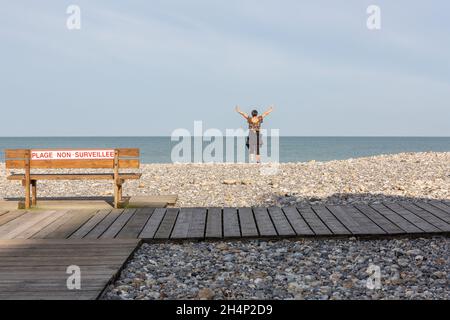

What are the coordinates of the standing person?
(235, 105, 274, 163)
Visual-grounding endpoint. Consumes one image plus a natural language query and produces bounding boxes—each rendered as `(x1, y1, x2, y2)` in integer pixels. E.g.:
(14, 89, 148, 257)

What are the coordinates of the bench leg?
(114, 183, 119, 209)
(31, 180, 37, 206)
(118, 180, 123, 202)
(24, 180, 31, 209)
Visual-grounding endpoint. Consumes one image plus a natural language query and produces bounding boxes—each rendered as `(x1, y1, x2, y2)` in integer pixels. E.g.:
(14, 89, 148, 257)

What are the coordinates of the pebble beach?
(1, 152, 449, 207)
(1, 152, 449, 300)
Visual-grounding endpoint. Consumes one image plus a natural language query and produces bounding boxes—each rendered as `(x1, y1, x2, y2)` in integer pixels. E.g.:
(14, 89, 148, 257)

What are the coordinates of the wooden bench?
(4, 148, 141, 209)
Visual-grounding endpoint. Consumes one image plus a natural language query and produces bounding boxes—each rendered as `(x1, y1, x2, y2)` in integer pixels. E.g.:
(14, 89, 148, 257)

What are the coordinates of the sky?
(0, 0, 449, 136)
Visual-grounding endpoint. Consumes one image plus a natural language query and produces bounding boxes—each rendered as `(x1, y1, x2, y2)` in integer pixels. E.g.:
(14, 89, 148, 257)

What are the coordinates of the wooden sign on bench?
(4, 148, 141, 209)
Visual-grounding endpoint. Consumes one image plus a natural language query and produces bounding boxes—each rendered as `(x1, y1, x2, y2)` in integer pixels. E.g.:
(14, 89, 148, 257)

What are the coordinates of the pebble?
(102, 237, 449, 300)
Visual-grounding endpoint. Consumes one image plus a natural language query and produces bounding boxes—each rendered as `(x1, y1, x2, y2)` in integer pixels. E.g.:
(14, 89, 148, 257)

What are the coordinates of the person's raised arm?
(235, 105, 249, 119)
(261, 105, 274, 118)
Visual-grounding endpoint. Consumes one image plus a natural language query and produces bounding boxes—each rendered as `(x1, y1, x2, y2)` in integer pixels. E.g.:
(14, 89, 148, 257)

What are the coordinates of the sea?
(0, 137, 449, 163)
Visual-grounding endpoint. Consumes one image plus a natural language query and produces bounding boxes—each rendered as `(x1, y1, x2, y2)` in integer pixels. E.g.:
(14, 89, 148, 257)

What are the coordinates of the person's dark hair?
(251, 109, 258, 117)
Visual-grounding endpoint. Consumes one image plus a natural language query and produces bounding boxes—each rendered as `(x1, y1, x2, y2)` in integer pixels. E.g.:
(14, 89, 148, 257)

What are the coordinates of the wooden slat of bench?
(116, 148, 140, 157)
(205, 208, 222, 239)
(370, 204, 422, 233)
(0, 211, 57, 239)
(5, 148, 139, 158)
(139, 208, 166, 239)
(384, 203, 440, 233)
(399, 202, 450, 232)
(4, 149, 28, 158)
(116, 208, 154, 239)
(7, 173, 141, 180)
(296, 206, 332, 235)
(238, 207, 258, 237)
(281, 207, 313, 236)
(267, 207, 296, 236)
(83, 209, 123, 239)
(223, 208, 241, 238)
(69, 210, 111, 239)
(354, 204, 404, 234)
(43, 210, 97, 239)
(327, 205, 385, 235)
(253, 208, 277, 237)
(311, 206, 350, 235)
(6, 159, 139, 169)
(99, 209, 136, 239)
(154, 208, 179, 239)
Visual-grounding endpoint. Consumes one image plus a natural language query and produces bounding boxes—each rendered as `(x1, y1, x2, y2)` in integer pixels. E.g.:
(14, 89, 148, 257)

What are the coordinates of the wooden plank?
(267, 207, 296, 236)
(0, 211, 57, 239)
(14, 210, 71, 239)
(410, 202, 450, 226)
(139, 208, 166, 239)
(0, 239, 139, 300)
(205, 208, 222, 238)
(0, 248, 136, 257)
(354, 204, 404, 234)
(0, 211, 9, 217)
(370, 204, 423, 233)
(6, 159, 139, 169)
(5, 148, 139, 158)
(187, 208, 207, 239)
(296, 206, 332, 235)
(116, 148, 140, 157)
(69, 210, 111, 239)
(116, 208, 154, 239)
(429, 200, 450, 215)
(4, 149, 28, 158)
(253, 207, 277, 237)
(0, 256, 128, 266)
(281, 207, 313, 235)
(399, 202, 450, 232)
(0, 210, 28, 227)
(384, 203, 439, 233)
(311, 206, 350, 235)
(171, 208, 206, 239)
(0, 291, 101, 300)
(327, 205, 385, 235)
(31, 211, 80, 239)
(170, 208, 192, 239)
(154, 208, 179, 239)
(83, 209, 123, 239)
(8, 173, 141, 180)
(238, 207, 258, 237)
(43, 210, 97, 239)
(223, 208, 241, 238)
(0, 238, 138, 246)
(99, 209, 136, 239)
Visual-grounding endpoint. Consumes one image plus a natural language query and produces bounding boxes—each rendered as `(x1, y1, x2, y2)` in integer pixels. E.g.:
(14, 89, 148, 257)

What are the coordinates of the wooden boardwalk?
(0, 239, 139, 300)
(0, 200, 449, 300)
(0, 200, 449, 240)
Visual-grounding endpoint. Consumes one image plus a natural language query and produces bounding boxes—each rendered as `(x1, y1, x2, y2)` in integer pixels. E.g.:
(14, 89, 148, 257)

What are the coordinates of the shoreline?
(1, 151, 449, 207)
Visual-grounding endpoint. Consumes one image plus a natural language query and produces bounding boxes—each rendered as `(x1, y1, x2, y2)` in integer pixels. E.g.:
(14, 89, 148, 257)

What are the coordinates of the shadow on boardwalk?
(276, 193, 450, 208)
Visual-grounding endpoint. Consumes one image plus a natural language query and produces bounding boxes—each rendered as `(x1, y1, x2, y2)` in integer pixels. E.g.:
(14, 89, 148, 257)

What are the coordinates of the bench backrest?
(4, 148, 140, 169)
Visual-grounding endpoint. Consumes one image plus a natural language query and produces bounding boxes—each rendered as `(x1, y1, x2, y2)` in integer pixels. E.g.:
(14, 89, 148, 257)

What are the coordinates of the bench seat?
(7, 173, 142, 181)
